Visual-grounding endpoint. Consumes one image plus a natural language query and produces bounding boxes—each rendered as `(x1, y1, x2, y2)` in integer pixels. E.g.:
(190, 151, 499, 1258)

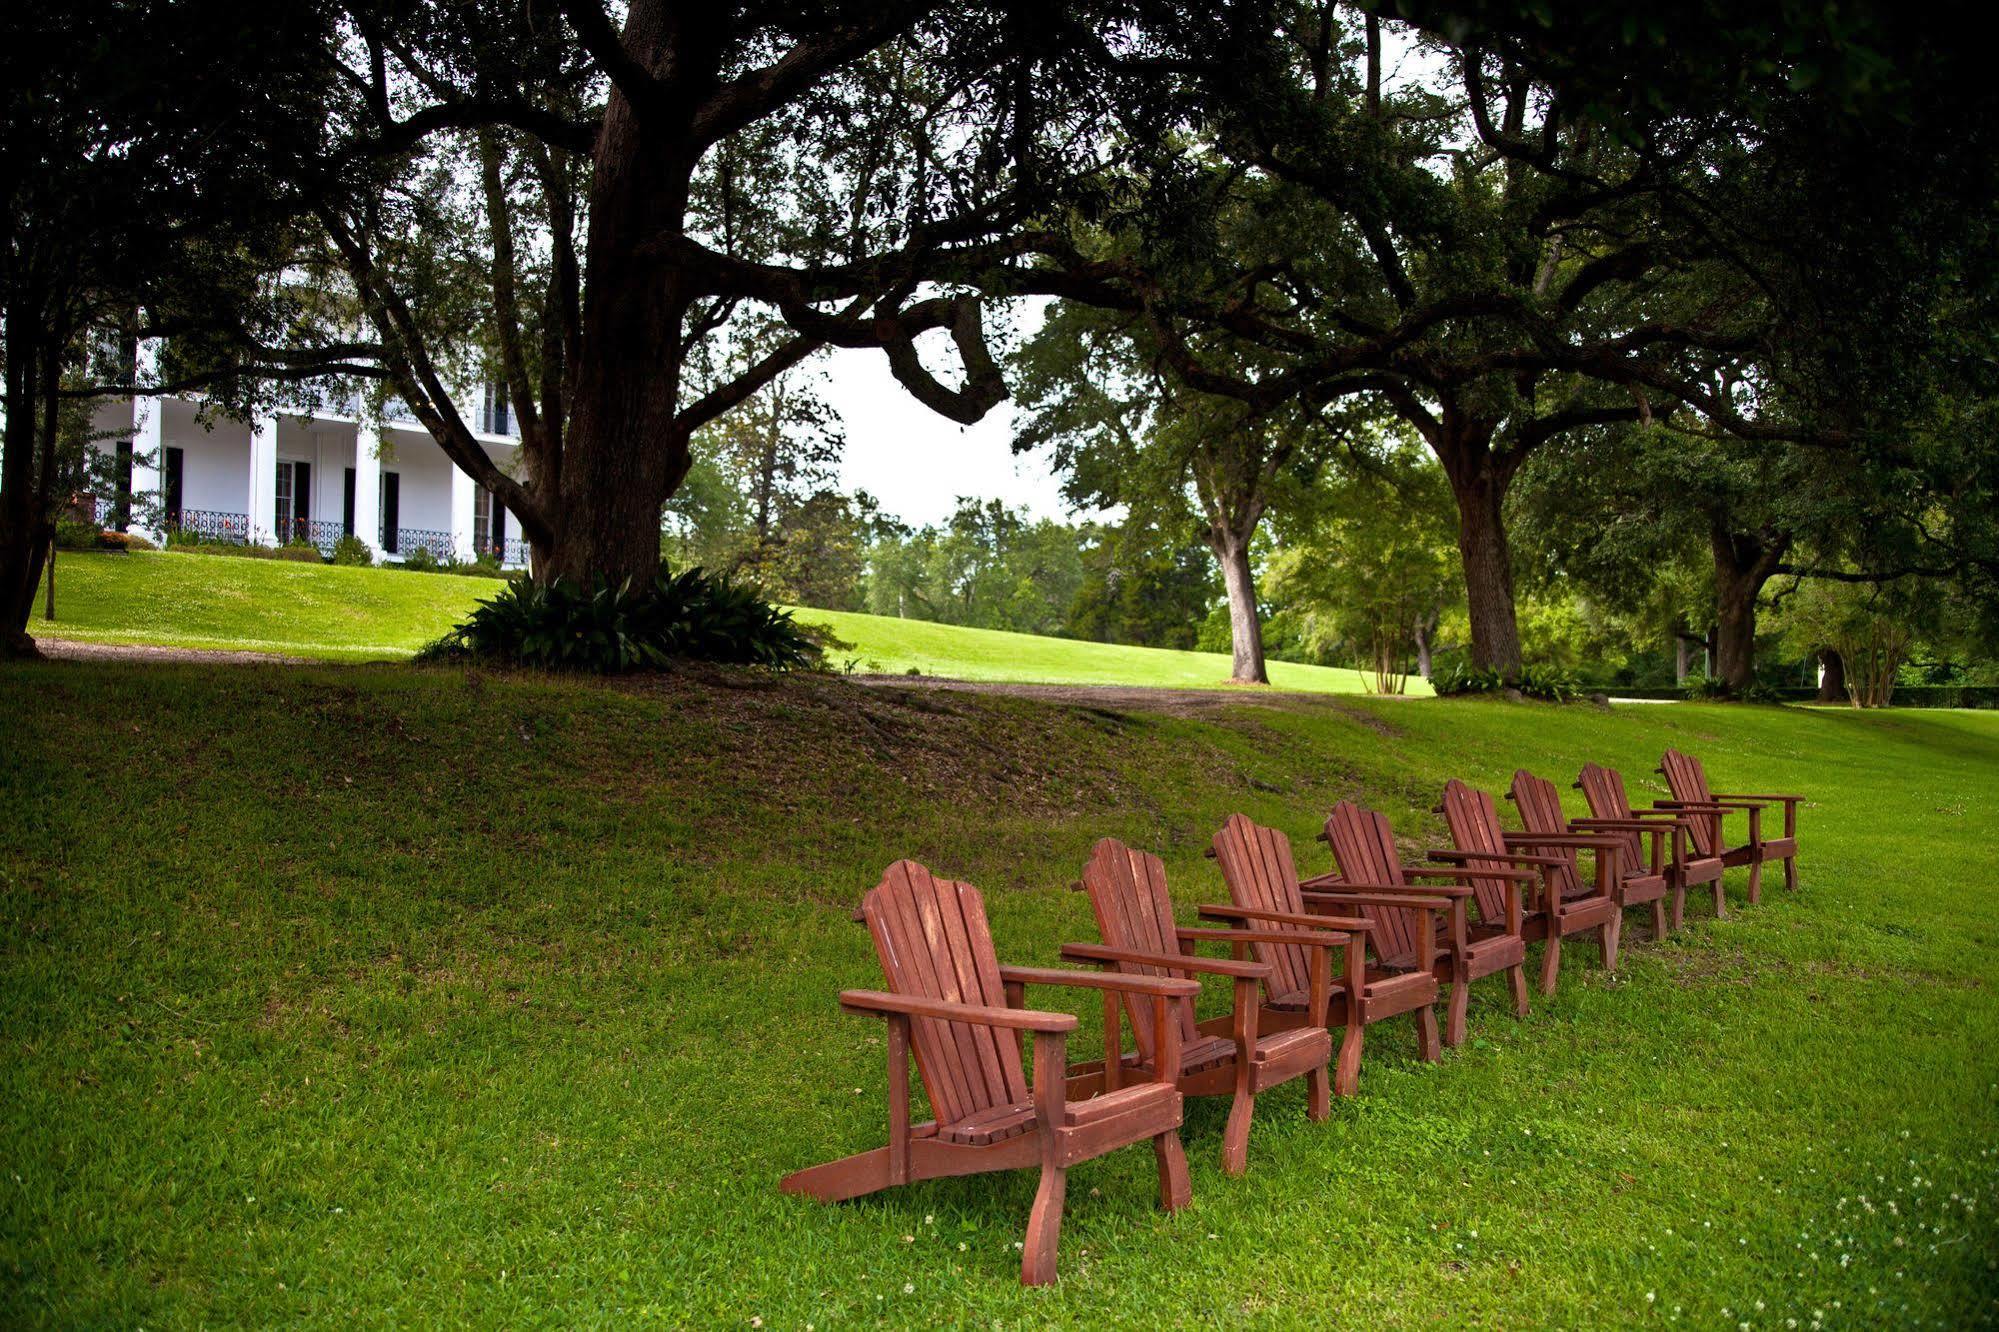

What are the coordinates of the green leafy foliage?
(418, 566, 820, 674)
(327, 535, 374, 567)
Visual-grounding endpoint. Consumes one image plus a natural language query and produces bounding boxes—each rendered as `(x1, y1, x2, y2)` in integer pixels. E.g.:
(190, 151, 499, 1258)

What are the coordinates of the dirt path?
(33, 638, 313, 666)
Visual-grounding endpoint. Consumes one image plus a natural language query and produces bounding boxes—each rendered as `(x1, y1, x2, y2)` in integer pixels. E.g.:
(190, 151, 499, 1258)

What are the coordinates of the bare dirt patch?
(35, 638, 313, 666)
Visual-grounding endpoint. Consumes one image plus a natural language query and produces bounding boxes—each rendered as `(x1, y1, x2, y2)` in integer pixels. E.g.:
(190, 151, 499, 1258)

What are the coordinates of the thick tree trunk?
(1414, 614, 1434, 680)
(541, 0, 694, 588)
(0, 325, 52, 658)
(1448, 464, 1523, 678)
(1213, 527, 1268, 685)
(1710, 526, 1788, 694)
(1816, 648, 1846, 702)
(1674, 635, 1690, 683)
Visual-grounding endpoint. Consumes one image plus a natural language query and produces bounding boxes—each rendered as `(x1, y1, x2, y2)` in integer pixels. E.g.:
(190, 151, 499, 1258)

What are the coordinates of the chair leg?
(1650, 899, 1668, 941)
(1444, 976, 1470, 1048)
(1540, 932, 1562, 995)
(1784, 852, 1798, 892)
(1712, 877, 1727, 919)
(1669, 884, 1685, 932)
(1221, 1082, 1255, 1177)
(1413, 1004, 1441, 1062)
(1507, 962, 1530, 1018)
(1153, 1131, 1191, 1211)
(1747, 858, 1762, 905)
(1022, 1164, 1066, 1285)
(1601, 912, 1621, 972)
(1307, 1063, 1332, 1119)
(1334, 1021, 1364, 1095)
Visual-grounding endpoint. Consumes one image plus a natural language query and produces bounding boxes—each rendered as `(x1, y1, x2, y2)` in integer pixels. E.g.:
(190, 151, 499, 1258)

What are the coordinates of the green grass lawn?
(36, 550, 1406, 692)
(1, 664, 1994, 1327)
(36, 549, 497, 661)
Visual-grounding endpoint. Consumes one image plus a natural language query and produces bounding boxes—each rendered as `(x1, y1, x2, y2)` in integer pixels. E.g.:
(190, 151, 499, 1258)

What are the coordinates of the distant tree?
(1263, 436, 1459, 689)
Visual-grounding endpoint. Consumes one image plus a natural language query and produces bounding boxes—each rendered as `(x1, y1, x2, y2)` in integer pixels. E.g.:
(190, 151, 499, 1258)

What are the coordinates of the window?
(274, 460, 310, 542)
(481, 382, 513, 436)
(473, 486, 509, 559)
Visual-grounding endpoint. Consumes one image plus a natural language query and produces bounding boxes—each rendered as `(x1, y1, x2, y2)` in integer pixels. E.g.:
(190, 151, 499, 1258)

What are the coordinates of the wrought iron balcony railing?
(170, 509, 251, 544)
(276, 515, 346, 554)
(393, 527, 455, 560)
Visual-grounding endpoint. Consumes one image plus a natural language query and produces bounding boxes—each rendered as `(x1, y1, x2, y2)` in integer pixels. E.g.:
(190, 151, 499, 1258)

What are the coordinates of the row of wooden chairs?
(782, 746, 1803, 1284)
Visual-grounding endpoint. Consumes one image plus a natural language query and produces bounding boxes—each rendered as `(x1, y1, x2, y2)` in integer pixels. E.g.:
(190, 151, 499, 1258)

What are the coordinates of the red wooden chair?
(1509, 768, 1670, 941)
(1435, 778, 1620, 994)
(1658, 748, 1804, 903)
(1059, 838, 1340, 1175)
(1573, 761, 1725, 923)
(1314, 799, 1534, 1048)
(780, 860, 1198, 1286)
(1201, 813, 1443, 1087)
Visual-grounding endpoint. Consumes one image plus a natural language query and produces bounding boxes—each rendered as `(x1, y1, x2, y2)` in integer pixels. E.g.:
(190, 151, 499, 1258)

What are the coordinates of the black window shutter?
(342, 468, 356, 536)
(165, 447, 184, 527)
(293, 462, 310, 524)
(381, 473, 400, 553)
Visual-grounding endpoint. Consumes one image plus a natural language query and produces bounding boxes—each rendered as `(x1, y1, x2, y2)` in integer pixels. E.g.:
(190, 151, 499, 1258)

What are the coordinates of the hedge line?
(1604, 685, 1999, 708)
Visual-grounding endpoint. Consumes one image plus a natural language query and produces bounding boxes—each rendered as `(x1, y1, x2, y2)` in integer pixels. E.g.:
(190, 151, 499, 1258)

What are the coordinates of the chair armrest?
(1657, 799, 1763, 811)
(1500, 833, 1626, 851)
(998, 965, 1200, 1000)
(839, 989, 1077, 1033)
(1197, 904, 1373, 933)
(1178, 926, 1356, 949)
(1572, 817, 1682, 832)
(1059, 942, 1271, 980)
(1305, 880, 1471, 899)
(1431, 846, 1571, 867)
(1301, 888, 1456, 911)
(1298, 870, 1345, 890)
(1403, 864, 1538, 882)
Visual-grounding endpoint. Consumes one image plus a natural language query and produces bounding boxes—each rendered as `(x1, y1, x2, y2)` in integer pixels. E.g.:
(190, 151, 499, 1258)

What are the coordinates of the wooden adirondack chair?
(1058, 838, 1340, 1175)
(1573, 761, 1726, 924)
(1509, 768, 1670, 942)
(780, 860, 1199, 1286)
(1314, 799, 1534, 1049)
(1434, 778, 1620, 994)
(1658, 748, 1804, 904)
(1200, 813, 1443, 1087)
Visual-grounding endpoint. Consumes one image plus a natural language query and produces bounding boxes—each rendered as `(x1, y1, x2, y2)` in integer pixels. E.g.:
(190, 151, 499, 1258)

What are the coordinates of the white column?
(450, 455, 477, 561)
(247, 413, 278, 546)
(352, 422, 382, 556)
(128, 340, 164, 542)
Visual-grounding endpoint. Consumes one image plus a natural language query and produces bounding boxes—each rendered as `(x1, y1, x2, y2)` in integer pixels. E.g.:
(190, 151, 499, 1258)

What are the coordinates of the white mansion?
(91, 366, 529, 568)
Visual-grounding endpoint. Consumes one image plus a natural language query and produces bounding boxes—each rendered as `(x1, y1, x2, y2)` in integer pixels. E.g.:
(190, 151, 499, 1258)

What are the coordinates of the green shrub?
(97, 530, 157, 552)
(398, 546, 443, 572)
(329, 535, 374, 567)
(1438, 665, 1509, 697)
(55, 518, 103, 550)
(1439, 663, 1581, 702)
(418, 566, 821, 673)
(1516, 665, 1582, 702)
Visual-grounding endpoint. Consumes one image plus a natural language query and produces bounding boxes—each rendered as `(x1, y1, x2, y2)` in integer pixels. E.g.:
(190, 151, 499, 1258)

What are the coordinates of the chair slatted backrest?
(862, 860, 1030, 1126)
(1321, 801, 1423, 963)
(1078, 839, 1200, 1063)
(1438, 779, 1535, 921)
(1209, 815, 1318, 999)
(1658, 748, 1720, 855)
(1575, 762, 1645, 868)
(1508, 769, 1583, 897)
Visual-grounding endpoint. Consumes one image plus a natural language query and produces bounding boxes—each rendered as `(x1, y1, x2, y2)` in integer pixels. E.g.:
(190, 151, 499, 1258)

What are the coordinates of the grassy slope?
(1, 666, 1994, 1328)
(38, 550, 495, 661)
(38, 550, 1408, 693)
(798, 606, 1408, 693)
